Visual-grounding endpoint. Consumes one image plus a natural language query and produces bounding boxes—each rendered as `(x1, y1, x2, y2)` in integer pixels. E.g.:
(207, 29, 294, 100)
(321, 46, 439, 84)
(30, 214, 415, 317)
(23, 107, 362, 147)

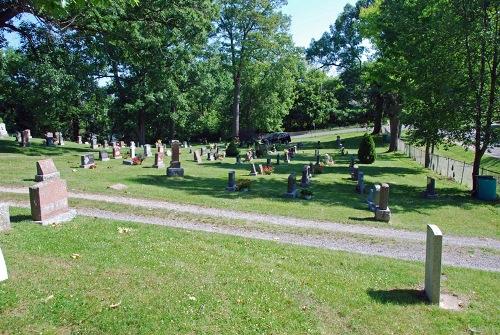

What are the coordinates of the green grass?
(433, 144, 500, 175)
(0, 207, 499, 334)
(0, 133, 498, 239)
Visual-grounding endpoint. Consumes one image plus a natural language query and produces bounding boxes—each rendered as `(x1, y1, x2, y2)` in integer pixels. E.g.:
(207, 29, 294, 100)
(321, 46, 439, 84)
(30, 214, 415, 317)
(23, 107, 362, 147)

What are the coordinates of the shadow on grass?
(10, 214, 32, 223)
(367, 289, 428, 305)
(0, 138, 93, 156)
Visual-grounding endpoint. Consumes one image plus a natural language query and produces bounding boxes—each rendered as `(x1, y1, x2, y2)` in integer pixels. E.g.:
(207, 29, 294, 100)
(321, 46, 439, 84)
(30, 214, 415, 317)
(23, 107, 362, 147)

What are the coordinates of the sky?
(282, 0, 357, 48)
(3, 1, 356, 50)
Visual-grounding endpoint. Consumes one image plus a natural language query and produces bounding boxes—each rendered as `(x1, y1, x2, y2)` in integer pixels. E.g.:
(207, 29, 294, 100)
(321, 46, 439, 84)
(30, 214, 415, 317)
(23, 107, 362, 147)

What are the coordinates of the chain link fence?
(396, 139, 500, 189)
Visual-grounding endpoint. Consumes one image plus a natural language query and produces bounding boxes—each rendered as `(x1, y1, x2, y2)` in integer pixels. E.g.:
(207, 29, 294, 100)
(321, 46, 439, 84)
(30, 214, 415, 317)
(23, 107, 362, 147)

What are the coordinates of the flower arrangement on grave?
(236, 179, 252, 191)
(132, 153, 145, 165)
(300, 189, 313, 200)
(89, 163, 97, 169)
(262, 165, 273, 175)
(313, 162, 325, 174)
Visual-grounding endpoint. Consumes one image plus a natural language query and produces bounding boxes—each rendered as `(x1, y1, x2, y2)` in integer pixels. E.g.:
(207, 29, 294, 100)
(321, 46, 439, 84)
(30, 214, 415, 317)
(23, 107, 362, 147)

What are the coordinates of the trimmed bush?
(226, 140, 240, 157)
(358, 133, 376, 164)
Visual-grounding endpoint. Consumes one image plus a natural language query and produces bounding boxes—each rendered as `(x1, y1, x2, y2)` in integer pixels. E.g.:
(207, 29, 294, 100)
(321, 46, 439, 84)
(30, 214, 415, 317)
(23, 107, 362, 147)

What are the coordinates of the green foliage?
(236, 178, 252, 191)
(358, 133, 376, 164)
(225, 140, 240, 157)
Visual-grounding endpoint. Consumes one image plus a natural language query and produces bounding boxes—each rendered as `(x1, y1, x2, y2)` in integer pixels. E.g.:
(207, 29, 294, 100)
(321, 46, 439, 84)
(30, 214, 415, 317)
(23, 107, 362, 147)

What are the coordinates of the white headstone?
(0, 123, 8, 137)
(425, 224, 443, 304)
(0, 247, 7, 282)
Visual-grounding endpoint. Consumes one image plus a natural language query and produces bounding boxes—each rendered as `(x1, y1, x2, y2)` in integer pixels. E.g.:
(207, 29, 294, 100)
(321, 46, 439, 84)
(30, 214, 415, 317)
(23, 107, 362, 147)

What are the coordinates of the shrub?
(236, 179, 252, 191)
(255, 144, 266, 158)
(358, 133, 376, 164)
(226, 140, 240, 157)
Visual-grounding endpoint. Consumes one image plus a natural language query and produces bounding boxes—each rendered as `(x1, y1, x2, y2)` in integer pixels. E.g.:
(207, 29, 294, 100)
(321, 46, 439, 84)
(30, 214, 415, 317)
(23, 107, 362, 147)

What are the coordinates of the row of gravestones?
(44, 132, 65, 146)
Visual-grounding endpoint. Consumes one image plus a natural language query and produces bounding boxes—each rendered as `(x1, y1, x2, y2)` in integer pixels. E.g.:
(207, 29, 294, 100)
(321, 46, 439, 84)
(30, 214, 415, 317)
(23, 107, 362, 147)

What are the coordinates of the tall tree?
(216, 0, 289, 138)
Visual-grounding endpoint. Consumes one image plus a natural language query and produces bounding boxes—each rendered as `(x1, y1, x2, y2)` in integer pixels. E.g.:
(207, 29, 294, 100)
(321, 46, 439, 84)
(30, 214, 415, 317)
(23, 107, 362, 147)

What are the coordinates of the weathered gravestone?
(425, 224, 443, 304)
(226, 170, 237, 191)
(194, 150, 202, 164)
(45, 132, 55, 146)
(129, 145, 136, 158)
(15, 131, 21, 143)
(351, 165, 359, 181)
(56, 132, 64, 146)
(29, 178, 76, 225)
(112, 146, 122, 159)
(21, 129, 30, 147)
(356, 171, 365, 194)
(91, 138, 98, 150)
(284, 151, 290, 163)
(249, 164, 258, 176)
(374, 183, 391, 222)
(284, 173, 298, 198)
(207, 152, 215, 161)
(77, 136, 82, 144)
(35, 159, 60, 182)
(0, 123, 8, 137)
(130, 141, 136, 148)
(423, 177, 438, 199)
(258, 164, 265, 175)
(0, 246, 7, 282)
(166, 141, 184, 177)
(300, 165, 311, 188)
(0, 203, 11, 232)
(80, 154, 95, 168)
(103, 140, 109, 148)
(144, 144, 152, 157)
(367, 184, 381, 212)
(153, 152, 165, 168)
(99, 151, 110, 161)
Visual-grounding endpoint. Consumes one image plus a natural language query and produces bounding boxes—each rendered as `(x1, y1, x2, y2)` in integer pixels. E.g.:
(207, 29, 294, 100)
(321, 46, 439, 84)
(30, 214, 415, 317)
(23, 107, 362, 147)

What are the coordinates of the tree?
(216, 0, 289, 138)
(358, 133, 376, 163)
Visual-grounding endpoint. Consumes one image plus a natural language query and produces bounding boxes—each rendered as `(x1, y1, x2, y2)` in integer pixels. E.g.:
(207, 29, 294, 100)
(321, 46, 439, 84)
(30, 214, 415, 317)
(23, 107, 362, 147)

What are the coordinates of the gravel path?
(5, 200, 499, 271)
(1, 186, 498, 250)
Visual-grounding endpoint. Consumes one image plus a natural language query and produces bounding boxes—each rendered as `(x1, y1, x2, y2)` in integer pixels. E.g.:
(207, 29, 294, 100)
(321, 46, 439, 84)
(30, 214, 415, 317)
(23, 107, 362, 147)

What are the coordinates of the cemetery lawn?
(432, 145, 500, 175)
(0, 207, 499, 334)
(0, 132, 499, 240)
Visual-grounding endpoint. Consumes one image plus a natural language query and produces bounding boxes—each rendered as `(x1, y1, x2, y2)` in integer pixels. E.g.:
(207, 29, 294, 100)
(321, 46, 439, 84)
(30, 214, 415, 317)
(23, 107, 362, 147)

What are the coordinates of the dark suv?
(261, 132, 291, 145)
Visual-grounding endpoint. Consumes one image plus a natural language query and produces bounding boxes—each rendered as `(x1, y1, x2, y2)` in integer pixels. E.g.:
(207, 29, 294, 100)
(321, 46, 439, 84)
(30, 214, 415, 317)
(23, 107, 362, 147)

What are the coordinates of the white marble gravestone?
(0, 247, 8, 282)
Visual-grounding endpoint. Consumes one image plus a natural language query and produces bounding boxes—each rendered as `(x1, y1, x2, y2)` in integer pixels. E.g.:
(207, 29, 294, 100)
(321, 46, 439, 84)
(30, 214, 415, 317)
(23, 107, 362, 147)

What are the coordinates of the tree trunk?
(388, 115, 400, 152)
(138, 109, 146, 145)
(472, 149, 483, 196)
(170, 104, 177, 140)
(232, 72, 241, 138)
(424, 141, 431, 168)
(371, 93, 383, 135)
(71, 118, 80, 141)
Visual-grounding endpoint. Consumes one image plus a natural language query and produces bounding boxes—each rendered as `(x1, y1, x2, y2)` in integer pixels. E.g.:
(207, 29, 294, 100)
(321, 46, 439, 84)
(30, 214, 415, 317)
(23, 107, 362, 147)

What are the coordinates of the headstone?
(29, 178, 76, 225)
(45, 132, 55, 146)
(266, 157, 272, 165)
(144, 144, 152, 157)
(99, 150, 110, 161)
(236, 155, 241, 164)
(207, 152, 215, 161)
(423, 177, 438, 199)
(194, 150, 202, 164)
(367, 184, 381, 212)
(249, 164, 258, 176)
(103, 140, 109, 149)
(120, 141, 126, 148)
(91, 138, 98, 150)
(258, 164, 264, 175)
(21, 129, 30, 147)
(0, 123, 8, 137)
(375, 183, 391, 222)
(130, 146, 136, 158)
(153, 152, 165, 168)
(112, 146, 122, 159)
(424, 224, 443, 304)
(284, 173, 298, 198)
(166, 149, 172, 157)
(284, 151, 290, 163)
(80, 154, 95, 168)
(167, 141, 184, 177)
(300, 165, 311, 188)
(15, 131, 21, 143)
(35, 159, 60, 182)
(226, 170, 237, 191)
(158, 145, 164, 154)
(0, 247, 7, 282)
(56, 132, 64, 146)
(130, 141, 136, 148)
(183, 141, 188, 148)
(356, 171, 365, 194)
(0, 203, 11, 232)
(77, 136, 82, 144)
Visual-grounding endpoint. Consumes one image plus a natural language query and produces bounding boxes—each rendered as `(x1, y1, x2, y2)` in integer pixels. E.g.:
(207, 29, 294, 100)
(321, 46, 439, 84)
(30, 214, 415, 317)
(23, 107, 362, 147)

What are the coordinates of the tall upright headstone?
(0, 203, 11, 232)
(249, 164, 258, 176)
(284, 173, 298, 198)
(167, 141, 184, 177)
(226, 170, 237, 191)
(0, 123, 8, 137)
(56, 132, 64, 146)
(375, 183, 391, 222)
(21, 129, 30, 147)
(300, 165, 311, 188)
(356, 171, 365, 194)
(144, 144, 152, 157)
(77, 136, 82, 144)
(35, 159, 60, 182)
(91, 137, 98, 150)
(425, 224, 443, 304)
(129, 146, 136, 158)
(153, 152, 165, 168)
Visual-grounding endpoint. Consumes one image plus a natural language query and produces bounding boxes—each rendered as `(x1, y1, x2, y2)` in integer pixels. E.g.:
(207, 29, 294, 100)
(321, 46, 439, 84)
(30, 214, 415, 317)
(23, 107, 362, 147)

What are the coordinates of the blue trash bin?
(476, 175, 497, 201)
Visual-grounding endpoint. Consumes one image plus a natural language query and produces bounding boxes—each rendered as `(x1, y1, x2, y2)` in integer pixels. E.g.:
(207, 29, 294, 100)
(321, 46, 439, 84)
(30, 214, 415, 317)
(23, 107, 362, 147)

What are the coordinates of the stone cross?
(99, 151, 110, 161)
(226, 170, 237, 191)
(0, 246, 7, 282)
(0, 203, 11, 232)
(35, 159, 60, 182)
(425, 224, 443, 304)
(250, 164, 258, 176)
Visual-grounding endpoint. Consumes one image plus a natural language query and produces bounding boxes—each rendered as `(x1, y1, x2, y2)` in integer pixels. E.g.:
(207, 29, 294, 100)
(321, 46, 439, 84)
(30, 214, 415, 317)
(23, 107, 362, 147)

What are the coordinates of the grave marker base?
(167, 168, 184, 177)
(34, 209, 77, 226)
(375, 207, 391, 222)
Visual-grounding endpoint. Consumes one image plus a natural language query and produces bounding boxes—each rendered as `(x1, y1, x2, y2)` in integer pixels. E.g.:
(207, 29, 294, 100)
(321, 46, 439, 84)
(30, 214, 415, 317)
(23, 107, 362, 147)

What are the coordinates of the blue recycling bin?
(476, 175, 497, 201)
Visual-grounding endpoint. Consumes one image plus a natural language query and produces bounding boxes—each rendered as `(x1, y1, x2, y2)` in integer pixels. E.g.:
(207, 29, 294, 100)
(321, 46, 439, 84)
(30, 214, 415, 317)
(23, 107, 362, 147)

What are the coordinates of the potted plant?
(236, 179, 252, 192)
(301, 189, 313, 200)
(262, 165, 273, 175)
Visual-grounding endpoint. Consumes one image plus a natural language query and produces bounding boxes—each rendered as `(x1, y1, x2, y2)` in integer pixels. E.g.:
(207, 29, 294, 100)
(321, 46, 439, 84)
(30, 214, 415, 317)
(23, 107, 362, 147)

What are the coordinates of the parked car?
(261, 132, 291, 145)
